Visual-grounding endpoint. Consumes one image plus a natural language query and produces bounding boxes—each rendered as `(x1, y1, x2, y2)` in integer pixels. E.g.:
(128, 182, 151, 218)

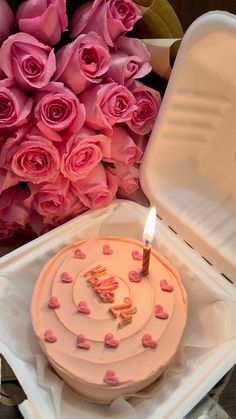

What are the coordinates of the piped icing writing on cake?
(74, 248, 87, 259)
(48, 296, 60, 309)
(109, 297, 132, 318)
(61, 272, 73, 283)
(120, 306, 137, 317)
(77, 301, 91, 315)
(77, 334, 90, 350)
(108, 297, 137, 328)
(103, 244, 113, 255)
(84, 264, 107, 277)
(44, 330, 57, 343)
(142, 333, 157, 349)
(129, 270, 141, 283)
(118, 315, 132, 328)
(85, 265, 118, 303)
(160, 279, 173, 292)
(132, 250, 143, 261)
(103, 369, 119, 386)
(104, 333, 119, 348)
(154, 304, 169, 319)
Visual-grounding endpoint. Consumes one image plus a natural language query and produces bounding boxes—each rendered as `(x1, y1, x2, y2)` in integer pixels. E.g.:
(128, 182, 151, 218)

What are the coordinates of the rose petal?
(17, 0, 68, 47)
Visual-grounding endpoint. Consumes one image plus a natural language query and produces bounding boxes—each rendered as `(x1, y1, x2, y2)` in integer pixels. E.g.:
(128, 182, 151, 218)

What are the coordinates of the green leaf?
(132, 0, 183, 38)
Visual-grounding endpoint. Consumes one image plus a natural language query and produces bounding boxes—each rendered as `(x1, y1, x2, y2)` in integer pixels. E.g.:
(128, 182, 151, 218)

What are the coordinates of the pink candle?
(141, 207, 156, 277)
(141, 243, 151, 276)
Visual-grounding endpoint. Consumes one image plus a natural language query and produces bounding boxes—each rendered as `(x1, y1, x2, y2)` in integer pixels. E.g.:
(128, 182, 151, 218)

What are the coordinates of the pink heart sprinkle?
(74, 249, 86, 259)
(142, 333, 157, 349)
(132, 250, 143, 261)
(48, 296, 60, 309)
(77, 301, 91, 315)
(61, 272, 73, 283)
(154, 304, 169, 319)
(104, 333, 119, 348)
(160, 279, 173, 292)
(103, 369, 119, 386)
(76, 334, 90, 350)
(44, 330, 57, 343)
(103, 244, 113, 255)
(129, 270, 141, 283)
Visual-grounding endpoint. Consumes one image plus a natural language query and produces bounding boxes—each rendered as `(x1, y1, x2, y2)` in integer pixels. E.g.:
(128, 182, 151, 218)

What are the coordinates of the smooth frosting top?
(31, 236, 187, 389)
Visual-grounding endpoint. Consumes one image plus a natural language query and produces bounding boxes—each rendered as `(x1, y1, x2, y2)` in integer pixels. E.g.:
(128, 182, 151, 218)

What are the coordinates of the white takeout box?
(0, 11, 236, 419)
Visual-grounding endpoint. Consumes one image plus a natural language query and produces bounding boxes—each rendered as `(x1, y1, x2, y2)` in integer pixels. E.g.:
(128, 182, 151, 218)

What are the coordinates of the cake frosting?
(31, 236, 188, 403)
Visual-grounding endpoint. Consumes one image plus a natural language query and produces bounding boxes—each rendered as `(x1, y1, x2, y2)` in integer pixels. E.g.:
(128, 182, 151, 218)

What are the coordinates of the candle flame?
(143, 207, 156, 243)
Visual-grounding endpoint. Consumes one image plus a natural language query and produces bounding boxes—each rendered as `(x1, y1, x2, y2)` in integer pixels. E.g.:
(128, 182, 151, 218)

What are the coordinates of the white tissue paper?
(0, 200, 235, 419)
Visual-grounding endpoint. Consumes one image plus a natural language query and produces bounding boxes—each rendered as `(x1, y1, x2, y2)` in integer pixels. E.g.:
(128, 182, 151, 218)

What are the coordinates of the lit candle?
(141, 207, 156, 276)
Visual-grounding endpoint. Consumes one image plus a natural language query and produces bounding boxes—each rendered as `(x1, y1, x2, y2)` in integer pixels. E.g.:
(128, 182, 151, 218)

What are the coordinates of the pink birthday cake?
(31, 236, 188, 403)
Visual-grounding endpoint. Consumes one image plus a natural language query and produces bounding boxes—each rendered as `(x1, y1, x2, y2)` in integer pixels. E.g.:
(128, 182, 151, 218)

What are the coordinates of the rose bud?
(0, 33, 56, 91)
(104, 37, 151, 86)
(61, 127, 111, 181)
(54, 32, 110, 94)
(70, 0, 141, 47)
(33, 82, 85, 142)
(16, 0, 68, 47)
(0, 0, 14, 44)
(0, 78, 33, 131)
(80, 82, 136, 135)
(127, 82, 161, 135)
(72, 163, 118, 209)
(0, 125, 60, 184)
(104, 125, 142, 166)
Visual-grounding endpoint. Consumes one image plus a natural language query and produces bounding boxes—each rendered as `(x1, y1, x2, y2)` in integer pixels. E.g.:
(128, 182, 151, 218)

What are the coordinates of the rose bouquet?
(0, 0, 162, 239)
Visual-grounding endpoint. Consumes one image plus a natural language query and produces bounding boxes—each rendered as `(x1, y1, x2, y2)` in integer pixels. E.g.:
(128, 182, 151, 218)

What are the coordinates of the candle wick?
(145, 239, 149, 247)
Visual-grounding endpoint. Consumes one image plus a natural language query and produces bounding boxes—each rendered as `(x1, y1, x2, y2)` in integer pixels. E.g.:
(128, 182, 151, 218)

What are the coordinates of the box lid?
(141, 11, 236, 282)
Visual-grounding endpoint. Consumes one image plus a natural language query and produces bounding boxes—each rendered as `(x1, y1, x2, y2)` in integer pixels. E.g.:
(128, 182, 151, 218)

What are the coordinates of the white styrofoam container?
(0, 10, 236, 419)
(0, 200, 235, 419)
(141, 11, 236, 282)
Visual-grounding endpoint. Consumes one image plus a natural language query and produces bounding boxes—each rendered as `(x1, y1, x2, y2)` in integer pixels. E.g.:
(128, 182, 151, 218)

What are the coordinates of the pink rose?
(54, 32, 110, 94)
(0, 0, 14, 44)
(33, 82, 86, 142)
(104, 37, 151, 86)
(70, 0, 141, 47)
(73, 163, 118, 209)
(24, 175, 85, 225)
(115, 164, 139, 193)
(104, 125, 142, 165)
(61, 127, 111, 182)
(80, 82, 136, 135)
(16, 0, 68, 47)
(0, 78, 33, 131)
(0, 186, 32, 238)
(0, 126, 60, 184)
(0, 33, 56, 91)
(127, 82, 161, 134)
